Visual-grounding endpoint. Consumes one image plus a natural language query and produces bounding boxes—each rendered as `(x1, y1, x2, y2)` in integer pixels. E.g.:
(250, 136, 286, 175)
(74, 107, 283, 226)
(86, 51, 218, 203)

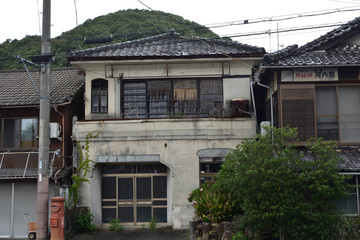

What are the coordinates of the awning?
(0, 150, 60, 179)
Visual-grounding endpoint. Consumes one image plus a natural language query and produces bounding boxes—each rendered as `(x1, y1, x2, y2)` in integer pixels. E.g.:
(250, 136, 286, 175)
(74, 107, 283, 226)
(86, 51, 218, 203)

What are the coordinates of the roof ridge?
(70, 29, 265, 57)
(262, 44, 298, 63)
(295, 17, 360, 54)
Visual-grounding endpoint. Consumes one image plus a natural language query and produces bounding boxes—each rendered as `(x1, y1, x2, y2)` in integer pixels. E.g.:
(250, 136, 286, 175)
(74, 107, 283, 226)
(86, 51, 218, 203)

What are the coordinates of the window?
(280, 85, 315, 141)
(336, 175, 360, 215)
(199, 157, 224, 185)
(1, 118, 37, 149)
(316, 87, 338, 140)
(122, 78, 223, 119)
(280, 84, 360, 144)
(92, 79, 108, 113)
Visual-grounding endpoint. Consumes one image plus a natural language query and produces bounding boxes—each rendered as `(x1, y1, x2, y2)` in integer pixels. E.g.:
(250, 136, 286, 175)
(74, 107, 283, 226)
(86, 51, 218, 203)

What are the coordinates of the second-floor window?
(280, 84, 360, 144)
(0, 118, 37, 149)
(92, 79, 108, 113)
(122, 78, 223, 119)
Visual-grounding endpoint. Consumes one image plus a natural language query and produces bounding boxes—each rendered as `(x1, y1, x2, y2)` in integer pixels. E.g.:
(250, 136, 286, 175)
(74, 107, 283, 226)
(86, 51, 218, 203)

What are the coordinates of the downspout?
(252, 68, 274, 128)
(250, 79, 259, 133)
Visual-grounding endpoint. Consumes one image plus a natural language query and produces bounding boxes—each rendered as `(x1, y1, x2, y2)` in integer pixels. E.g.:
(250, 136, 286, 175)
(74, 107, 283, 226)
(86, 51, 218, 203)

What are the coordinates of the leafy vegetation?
(149, 217, 157, 230)
(72, 212, 96, 233)
(188, 179, 241, 223)
(68, 130, 99, 208)
(109, 219, 124, 231)
(0, 9, 219, 70)
(214, 126, 349, 240)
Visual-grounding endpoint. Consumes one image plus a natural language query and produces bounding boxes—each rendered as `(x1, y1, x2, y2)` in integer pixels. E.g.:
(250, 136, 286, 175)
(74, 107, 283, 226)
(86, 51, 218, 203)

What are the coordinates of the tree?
(215, 126, 349, 240)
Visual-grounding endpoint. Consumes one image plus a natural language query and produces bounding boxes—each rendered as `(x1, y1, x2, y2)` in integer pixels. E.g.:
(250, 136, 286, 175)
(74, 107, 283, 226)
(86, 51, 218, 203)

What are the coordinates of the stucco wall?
(73, 118, 255, 228)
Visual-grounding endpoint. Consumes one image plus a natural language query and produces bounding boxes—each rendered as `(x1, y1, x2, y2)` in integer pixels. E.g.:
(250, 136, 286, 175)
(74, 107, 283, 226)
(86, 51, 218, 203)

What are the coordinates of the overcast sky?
(1, 0, 360, 52)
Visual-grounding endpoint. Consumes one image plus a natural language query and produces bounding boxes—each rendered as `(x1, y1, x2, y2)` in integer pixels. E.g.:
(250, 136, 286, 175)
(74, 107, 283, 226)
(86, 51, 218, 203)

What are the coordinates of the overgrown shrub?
(188, 180, 241, 223)
(72, 212, 96, 233)
(215, 126, 349, 240)
(333, 216, 360, 240)
(232, 231, 248, 240)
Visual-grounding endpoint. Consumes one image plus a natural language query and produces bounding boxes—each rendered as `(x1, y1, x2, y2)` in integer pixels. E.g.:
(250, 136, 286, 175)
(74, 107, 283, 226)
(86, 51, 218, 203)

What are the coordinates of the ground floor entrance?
(101, 163, 168, 225)
(0, 181, 55, 238)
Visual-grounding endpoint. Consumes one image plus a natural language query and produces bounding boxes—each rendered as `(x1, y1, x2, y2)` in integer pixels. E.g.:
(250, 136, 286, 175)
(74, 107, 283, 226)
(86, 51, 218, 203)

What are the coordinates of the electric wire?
(3, 4, 360, 68)
(204, 5, 360, 30)
(5, 20, 353, 66)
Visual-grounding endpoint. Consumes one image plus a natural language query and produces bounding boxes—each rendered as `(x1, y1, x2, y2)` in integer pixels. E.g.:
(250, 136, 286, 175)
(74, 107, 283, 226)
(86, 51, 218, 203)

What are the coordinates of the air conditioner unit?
(50, 122, 61, 138)
(260, 121, 270, 136)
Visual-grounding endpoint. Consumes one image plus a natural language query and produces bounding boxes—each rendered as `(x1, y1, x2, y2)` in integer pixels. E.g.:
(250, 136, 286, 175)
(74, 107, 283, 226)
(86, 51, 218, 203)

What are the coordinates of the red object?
(50, 197, 65, 240)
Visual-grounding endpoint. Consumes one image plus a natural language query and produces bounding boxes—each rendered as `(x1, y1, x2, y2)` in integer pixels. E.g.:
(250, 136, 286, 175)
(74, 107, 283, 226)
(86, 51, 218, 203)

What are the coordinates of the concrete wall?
(73, 118, 256, 228)
(76, 58, 258, 120)
(72, 57, 260, 228)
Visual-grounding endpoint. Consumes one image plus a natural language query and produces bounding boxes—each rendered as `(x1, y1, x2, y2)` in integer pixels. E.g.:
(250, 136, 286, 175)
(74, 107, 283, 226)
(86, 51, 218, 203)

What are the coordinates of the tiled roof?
(302, 149, 360, 172)
(0, 68, 84, 107)
(262, 17, 360, 67)
(68, 29, 265, 61)
(337, 149, 360, 172)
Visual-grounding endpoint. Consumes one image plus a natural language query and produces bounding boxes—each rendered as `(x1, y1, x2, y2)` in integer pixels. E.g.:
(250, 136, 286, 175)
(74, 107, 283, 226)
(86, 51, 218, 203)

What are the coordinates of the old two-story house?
(0, 68, 84, 238)
(67, 29, 266, 228)
(256, 17, 360, 215)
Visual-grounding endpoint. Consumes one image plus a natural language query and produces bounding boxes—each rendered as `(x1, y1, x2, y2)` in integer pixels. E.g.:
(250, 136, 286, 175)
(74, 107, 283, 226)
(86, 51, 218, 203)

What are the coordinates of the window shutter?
(280, 85, 315, 141)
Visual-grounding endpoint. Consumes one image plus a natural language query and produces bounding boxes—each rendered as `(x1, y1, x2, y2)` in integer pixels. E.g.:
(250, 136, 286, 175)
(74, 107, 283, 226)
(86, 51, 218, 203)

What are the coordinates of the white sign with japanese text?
(293, 68, 338, 82)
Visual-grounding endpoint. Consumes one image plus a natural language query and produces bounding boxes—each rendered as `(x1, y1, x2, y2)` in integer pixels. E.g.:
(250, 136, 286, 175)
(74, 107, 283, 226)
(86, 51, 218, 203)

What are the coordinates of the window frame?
(337, 174, 360, 216)
(199, 157, 225, 186)
(0, 117, 38, 150)
(279, 83, 360, 145)
(121, 78, 223, 119)
(91, 79, 108, 113)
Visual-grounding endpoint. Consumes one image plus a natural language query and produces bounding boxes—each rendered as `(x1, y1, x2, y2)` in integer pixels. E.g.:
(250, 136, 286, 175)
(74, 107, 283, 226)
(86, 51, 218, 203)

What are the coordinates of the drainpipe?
(252, 68, 274, 128)
(250, 79, 259, 133)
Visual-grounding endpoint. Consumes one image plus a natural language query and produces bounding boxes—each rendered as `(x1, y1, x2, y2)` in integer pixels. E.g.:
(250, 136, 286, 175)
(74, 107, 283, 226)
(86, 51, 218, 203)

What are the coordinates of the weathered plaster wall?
(78, 59, 258, 120)
(73, 118, 255, 228)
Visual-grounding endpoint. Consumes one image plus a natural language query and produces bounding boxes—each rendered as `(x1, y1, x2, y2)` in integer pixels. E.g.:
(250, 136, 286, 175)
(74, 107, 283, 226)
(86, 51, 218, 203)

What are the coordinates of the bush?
(72, 212, 96, 233)
(188, 180, 241, 223)
(215, 126, 349, 240)
(232, 231, 248, 240)
(333, 216, 360, 240)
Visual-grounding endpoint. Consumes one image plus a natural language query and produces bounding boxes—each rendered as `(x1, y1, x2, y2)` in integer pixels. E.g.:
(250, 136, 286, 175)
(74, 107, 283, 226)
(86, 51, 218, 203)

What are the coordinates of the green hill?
(0, 9, 219, 70)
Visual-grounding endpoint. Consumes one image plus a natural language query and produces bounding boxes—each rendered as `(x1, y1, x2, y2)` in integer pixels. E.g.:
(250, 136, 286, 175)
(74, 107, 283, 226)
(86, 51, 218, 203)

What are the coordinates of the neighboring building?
(0, 68, 84, 238)
(68, 30, 265, 228)
(256, 17, 360, 215)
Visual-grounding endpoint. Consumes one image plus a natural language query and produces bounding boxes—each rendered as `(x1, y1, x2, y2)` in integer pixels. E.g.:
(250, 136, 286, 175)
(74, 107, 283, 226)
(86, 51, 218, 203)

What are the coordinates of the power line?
(203, 5, 360, 30)
(221, 22, 346, 38)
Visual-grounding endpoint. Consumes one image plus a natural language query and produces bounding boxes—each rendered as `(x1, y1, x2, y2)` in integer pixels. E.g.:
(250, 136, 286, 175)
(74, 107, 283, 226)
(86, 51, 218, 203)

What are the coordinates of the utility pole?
(36, 0, 51, 239)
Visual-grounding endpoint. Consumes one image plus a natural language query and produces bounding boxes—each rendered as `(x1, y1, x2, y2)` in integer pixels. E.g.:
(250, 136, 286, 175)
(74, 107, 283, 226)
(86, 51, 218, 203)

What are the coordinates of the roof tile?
(0, 68, 84, 107)
(68, 30, 265, 61)
(262, 17, 360, 67)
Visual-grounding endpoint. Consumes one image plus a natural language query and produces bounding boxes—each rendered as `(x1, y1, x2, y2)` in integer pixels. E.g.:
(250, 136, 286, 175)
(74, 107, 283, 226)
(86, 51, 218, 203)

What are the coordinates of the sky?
(1, 0, 360, 52)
